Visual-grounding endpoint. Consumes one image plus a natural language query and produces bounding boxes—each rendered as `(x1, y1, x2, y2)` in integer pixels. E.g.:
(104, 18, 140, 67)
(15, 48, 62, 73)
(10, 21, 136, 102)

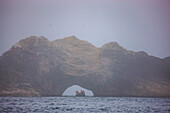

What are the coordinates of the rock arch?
(62, 85, 94, 96)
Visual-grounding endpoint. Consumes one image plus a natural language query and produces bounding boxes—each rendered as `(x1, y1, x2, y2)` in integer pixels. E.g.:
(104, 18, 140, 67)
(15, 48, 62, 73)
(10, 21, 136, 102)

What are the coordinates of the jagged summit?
(20, 36, 49, 42)
(101, 42, 127, 52)
(52, 35, 96, 48)
(63, 35, 79, 41)
(52, 35, 79, 42)
(12, 36, 49, 49)
(103, 42, 120, 47)
(12, 35, 124, 51)
(136, 51, 148, 56)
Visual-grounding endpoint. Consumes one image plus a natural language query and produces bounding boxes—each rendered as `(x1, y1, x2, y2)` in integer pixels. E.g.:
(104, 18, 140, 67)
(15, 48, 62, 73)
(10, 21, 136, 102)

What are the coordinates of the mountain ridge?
(0, 36, 169, 97)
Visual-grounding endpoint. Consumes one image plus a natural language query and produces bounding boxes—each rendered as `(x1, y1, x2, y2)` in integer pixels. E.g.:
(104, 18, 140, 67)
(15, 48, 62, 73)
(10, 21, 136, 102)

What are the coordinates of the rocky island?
(0, 36, 170, 97)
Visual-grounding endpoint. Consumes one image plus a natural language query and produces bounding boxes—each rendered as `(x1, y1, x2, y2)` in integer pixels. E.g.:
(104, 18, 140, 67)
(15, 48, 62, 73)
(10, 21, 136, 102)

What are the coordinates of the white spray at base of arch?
(62, 85, 94, 96)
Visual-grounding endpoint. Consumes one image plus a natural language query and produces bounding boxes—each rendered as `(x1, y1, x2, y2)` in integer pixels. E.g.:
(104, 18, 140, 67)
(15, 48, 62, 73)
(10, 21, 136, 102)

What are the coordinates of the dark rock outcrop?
(0, 36, 170, 97)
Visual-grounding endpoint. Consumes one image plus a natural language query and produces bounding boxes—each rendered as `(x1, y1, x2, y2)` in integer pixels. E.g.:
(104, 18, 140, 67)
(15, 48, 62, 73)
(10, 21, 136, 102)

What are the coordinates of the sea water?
(0, 97, 170, 113)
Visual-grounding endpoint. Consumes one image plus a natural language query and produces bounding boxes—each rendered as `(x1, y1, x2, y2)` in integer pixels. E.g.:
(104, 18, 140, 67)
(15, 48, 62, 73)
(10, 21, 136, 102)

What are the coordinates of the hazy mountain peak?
(51, 36, 99, 76)
(63, 35, 79, 41)
(102, 42, 119, 48)
(136, 51, 148, 56)
(101, 42, 126, 51)
(23, 36, 49, 42)
(52, 36, 96, 49)
(12, 36, 49, 49)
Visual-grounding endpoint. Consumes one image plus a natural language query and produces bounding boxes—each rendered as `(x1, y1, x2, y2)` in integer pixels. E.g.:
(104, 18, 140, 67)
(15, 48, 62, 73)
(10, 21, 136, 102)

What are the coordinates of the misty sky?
(0, 0, 170, 58)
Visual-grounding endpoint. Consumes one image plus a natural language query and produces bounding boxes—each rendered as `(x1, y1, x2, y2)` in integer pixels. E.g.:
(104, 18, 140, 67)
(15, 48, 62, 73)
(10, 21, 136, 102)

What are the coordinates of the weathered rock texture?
(0, 36, 170, 97)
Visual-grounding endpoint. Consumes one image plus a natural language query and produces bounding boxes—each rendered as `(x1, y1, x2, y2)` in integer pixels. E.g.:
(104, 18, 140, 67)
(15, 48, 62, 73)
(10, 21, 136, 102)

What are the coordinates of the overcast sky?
(0, 0, 170, 58)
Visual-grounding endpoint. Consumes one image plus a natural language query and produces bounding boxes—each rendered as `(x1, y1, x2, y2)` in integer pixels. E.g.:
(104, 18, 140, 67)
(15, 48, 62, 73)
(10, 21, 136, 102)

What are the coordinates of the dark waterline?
(0, 97, 170, 113)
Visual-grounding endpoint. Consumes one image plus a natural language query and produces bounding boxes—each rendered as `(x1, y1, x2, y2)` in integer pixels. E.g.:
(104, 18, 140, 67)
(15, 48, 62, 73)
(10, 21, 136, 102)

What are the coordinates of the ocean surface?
(0, 97, 170, 113)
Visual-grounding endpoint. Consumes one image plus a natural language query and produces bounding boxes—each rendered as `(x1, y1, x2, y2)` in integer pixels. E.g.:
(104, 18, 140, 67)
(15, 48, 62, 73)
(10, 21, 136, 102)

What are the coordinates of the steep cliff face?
(0, 36, 170, 97)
